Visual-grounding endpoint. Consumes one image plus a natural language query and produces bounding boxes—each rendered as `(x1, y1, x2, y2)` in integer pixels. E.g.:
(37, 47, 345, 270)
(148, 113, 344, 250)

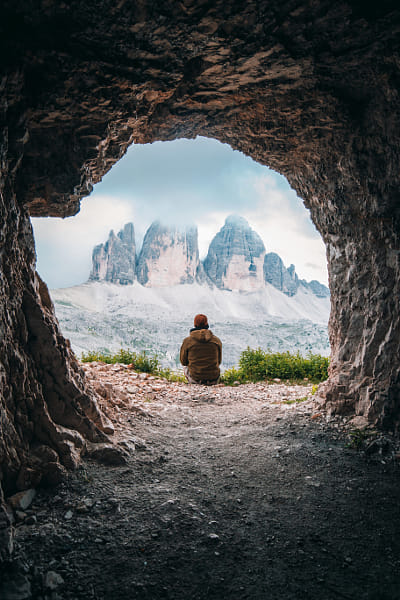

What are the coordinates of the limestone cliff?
(136, 222, 201, 287)
(90, 223, 136, 285)
(203, 215, 266, 291)
(264, 253, 299, 297)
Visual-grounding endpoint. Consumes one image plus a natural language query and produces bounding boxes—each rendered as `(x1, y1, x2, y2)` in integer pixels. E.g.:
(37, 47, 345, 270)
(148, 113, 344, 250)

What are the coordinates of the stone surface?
(204, 215, 266, 291)
(90, 223, 136, 285)
(137, 221, 202, 286)
(89, 217, 327, 295)
(7, 489, 36, 512)
(0, 0, 399, 560)
(264, 253, 299, 297)
(7, 365, 400, 599)
(44, 571, 64, 590)
(85, 442, 128, 466)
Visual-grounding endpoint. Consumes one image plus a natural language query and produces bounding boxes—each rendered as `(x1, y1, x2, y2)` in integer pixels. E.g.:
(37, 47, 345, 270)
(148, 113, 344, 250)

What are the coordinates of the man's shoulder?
(211, 334, 222, 346)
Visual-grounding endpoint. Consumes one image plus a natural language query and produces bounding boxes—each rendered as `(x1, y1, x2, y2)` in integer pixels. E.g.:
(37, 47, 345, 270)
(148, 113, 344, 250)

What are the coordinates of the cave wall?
(0, 0, 400, 519)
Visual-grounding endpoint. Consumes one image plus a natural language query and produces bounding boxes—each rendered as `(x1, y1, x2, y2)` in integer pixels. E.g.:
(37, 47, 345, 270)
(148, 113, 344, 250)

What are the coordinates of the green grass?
(282, 396, 309, 405)
(82, 346, 329, 386)
(220, 347, 329, 385)
(81, 349, 186, 382)
(346, 428, 371, 450)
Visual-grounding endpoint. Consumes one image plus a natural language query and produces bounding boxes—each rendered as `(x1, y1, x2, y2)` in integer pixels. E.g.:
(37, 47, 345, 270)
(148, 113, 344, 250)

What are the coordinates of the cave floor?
(8, 364, 400, 599)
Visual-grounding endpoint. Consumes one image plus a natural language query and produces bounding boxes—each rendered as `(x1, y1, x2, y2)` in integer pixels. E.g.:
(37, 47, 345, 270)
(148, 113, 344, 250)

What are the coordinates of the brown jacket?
(180, 329, 222, 382)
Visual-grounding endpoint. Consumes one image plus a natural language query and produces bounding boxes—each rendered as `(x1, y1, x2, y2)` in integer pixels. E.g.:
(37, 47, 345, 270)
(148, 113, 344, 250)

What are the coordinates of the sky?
(31, 136, 328, 289)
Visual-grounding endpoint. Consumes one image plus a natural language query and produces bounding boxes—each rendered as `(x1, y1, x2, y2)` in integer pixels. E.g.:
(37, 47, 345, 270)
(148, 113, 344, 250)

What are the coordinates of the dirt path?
(4, 364, 400, 599)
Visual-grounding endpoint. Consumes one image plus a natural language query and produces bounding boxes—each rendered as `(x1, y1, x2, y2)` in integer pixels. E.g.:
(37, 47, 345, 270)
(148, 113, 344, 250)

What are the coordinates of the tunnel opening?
(1, 0, 400, 575)
(31, 136, 330, 371)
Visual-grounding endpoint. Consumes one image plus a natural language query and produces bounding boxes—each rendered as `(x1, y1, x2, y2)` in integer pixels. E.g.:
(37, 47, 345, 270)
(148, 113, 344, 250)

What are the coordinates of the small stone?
(86, 443, 128, 465)
(64, 510, 73, 520)
(208, 533, 220, 541)
(44, 571, 64, 590)
(7, 489, 36, 511)
(25, 515, 37, 525)
(15, 511, 27, 522)
(126, 385, 139, 394)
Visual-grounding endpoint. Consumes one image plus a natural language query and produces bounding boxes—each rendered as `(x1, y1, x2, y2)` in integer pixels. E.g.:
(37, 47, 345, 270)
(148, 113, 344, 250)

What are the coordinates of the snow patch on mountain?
(51, 281, 330, 369)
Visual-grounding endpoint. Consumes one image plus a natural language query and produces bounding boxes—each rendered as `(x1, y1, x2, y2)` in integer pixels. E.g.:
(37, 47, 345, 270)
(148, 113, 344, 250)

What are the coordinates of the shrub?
(81, 348, 159, 373)
(220, 367, 245, 385)
(238, 347, 269, 381)
(157, 367, 187, 383)
(222, 348, 329, 385)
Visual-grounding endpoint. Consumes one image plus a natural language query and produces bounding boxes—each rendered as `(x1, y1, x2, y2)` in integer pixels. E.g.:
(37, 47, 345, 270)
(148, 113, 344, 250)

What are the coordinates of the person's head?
(194, 314, 209, 329)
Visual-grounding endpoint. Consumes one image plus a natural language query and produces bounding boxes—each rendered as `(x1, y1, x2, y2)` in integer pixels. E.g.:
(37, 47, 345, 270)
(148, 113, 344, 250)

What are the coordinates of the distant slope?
(51, 282, 330, 369)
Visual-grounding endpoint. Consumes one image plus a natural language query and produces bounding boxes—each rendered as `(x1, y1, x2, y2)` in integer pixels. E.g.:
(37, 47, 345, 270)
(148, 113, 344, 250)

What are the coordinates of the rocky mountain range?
(89, 215, 329, 298)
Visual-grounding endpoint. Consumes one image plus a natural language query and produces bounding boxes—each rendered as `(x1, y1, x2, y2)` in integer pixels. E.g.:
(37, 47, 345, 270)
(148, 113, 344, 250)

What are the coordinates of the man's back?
(180, 327, 222, 382)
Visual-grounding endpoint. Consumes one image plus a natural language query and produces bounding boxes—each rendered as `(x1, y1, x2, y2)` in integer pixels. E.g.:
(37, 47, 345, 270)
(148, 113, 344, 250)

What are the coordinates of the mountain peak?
(89, 223, 136, 285)
(136, 220, 201, 287)
(224, 214, 250, 227)
(88, 217, 329, 299)
(204, 216, 266, 291)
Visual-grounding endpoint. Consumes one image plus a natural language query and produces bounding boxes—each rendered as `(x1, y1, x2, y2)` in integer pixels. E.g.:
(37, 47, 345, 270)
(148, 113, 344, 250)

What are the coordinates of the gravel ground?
(2, 363, 400, 600)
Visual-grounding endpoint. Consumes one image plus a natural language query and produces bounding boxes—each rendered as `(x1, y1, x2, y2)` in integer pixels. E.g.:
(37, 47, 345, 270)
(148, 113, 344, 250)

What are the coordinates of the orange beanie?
(194, 314, 208, 328)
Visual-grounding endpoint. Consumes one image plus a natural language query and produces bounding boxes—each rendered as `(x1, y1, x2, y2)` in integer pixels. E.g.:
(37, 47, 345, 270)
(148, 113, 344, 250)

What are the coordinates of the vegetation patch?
(346, 428, 374, 450)
(81, 349, 186, 382)
(221, 348, 329, 385)
(282, 396, 309, 405)
(82, 347, 329, 386)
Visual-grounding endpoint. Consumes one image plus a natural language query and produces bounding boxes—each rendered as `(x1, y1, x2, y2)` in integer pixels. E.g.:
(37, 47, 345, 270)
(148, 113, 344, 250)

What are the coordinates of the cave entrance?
(1, 1, 399, 538)
(31, 137, 330, 373)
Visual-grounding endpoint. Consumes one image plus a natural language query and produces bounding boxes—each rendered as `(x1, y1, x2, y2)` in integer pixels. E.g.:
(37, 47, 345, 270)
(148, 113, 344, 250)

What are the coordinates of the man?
(180, 314, 222, 385)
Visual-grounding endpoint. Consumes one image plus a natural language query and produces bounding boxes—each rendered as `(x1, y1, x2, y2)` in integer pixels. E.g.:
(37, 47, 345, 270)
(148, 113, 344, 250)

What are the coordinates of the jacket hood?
(190, 329, 213, 343)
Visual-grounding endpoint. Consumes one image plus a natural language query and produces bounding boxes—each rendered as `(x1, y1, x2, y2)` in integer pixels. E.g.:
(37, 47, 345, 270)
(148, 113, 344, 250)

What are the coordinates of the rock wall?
(264, 254, 330, 298)
(204, 216, 266, 291)
(0, 0, 400, 555)
(136, 222, 201, 286)
(90, 223, 136, 285)
(0, 127, 116, 558)
(264, 253, 299, 297)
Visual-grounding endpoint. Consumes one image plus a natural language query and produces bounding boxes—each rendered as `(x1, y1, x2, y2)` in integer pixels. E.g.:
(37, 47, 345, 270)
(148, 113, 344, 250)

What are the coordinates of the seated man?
(180, 314, 222, 385)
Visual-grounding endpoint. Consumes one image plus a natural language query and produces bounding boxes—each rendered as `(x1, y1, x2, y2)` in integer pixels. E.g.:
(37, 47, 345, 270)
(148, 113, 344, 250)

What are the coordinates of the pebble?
(7, 489, 36, 511)
(44, 571, 64, 590)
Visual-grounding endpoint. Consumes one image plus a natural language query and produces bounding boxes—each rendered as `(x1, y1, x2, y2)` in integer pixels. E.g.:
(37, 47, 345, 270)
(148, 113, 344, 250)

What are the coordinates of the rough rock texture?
(137, 221, 201, 287)
(204, 215, 266, 291)
(264, 253, 330, 298)
(89, 222, 136, 285)
(0, 191, 114, 498)
(89, 218, 326, 295)
(264, 253, 299, 297)
(0, 0, 400, 553)
(304, 280, 330, 299)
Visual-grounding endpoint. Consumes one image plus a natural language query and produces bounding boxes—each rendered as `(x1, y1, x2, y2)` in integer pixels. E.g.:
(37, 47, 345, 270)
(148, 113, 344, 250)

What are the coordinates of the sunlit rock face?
(204, 216, 266, 291)
(90, 223, 136, 285)
(137, 222, 201, 287)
